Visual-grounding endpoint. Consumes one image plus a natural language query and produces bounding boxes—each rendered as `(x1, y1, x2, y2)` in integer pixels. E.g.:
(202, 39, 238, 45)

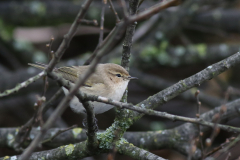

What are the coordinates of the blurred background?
(1, 0, 240, 159)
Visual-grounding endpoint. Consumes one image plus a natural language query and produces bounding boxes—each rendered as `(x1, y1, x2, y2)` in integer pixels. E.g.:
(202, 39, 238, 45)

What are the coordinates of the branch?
(89, 96, 240, 133)
(81, 101, 98, 151)
(108, 0, 120, 23)
(116, 140, 167, 160)
(129, 0, 179, 23)
(131, 68, 222, 108)
(98, 0, 106, 46)
(84, 0, 176, 65)
(46, 62, 240, 133)
(120, 0, 139, 103)
(121, 0, 139, 71)
(105, 51, 240, 138)
(13, 50, 239, 159)
(1, 141, 91, 160)
(11, 89, 63, 150)
(0, 71, 46, 97)
(19, 0, 94, 159)
(1, 94, 240, 158)
(41, 125, 77, 144)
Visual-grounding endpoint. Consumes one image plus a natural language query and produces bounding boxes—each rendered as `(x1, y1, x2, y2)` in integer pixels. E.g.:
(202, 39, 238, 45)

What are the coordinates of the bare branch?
(0, 71, 46, 97)
(117, 140, 167, 160)
(41, 125, 77, 144)
(19, 0, 94, 159)
(108, 0, 121, 23)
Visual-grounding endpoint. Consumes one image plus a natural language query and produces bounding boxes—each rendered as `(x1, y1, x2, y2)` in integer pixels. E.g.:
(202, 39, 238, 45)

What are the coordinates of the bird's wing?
(56, 66, 80, 83)
(57, 66, 105, 88)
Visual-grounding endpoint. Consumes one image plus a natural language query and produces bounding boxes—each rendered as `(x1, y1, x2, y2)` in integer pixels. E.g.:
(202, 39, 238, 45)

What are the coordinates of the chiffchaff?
(28, 63, 137, 115)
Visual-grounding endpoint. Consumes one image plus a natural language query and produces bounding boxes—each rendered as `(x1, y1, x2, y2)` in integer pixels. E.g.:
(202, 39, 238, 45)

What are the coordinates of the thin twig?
(129, 0, 179, 23)
(225, 152, 231, 160)
(12, 89, 62, 150)
(117, 141, 167, 160)
(120, 0, 139, 104)
(98, 0, 107, 46)
(204, 89, 230, 157)
(43, 37, 55, 96)
(119, 0, 128, 19)
(222, 136, 240, 153)
(79, 19, 98, 26)
(50, 72, 240, 134)
(19, 0, 94, 159)
(195, 90, 204, 158)
(42, 76, 49, 97)
(108, 0, 121, 23)
(0, 71, 46, 97)
(13, 95, 46, 151)
(92, 96, 240, 133)
(205, 137, 235, 157)
(41, 125, 77, 144)
(46, 37, 54, 61)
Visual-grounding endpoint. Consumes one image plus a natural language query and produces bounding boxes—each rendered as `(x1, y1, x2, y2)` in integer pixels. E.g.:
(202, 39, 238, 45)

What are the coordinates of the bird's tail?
(28, 62, 47, 70)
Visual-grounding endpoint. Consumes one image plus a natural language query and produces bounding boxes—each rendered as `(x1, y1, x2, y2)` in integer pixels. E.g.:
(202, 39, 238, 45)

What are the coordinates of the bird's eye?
(116, 74, 121, 77)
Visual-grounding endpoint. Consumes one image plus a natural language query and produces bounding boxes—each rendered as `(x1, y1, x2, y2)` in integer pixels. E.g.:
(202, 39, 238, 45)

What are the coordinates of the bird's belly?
(62, 87, 116, 114)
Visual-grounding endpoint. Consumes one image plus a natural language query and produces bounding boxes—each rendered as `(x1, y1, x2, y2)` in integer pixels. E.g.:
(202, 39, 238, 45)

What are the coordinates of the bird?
(28, 63, 137, 115)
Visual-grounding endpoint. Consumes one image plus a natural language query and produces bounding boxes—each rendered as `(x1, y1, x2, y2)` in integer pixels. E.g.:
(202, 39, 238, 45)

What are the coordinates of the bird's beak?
(128, 76, 138, 80)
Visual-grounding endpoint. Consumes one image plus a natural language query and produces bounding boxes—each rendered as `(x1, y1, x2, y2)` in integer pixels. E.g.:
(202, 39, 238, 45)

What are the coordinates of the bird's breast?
(108, 81, 129, 101)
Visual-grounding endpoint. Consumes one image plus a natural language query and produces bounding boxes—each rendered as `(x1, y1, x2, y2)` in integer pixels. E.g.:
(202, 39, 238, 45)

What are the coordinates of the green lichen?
(72, 128, 82, 138)
(97, 131, 115, 149)
(3, 156, 9, 160)
(65, 144, 75, 156)
(179, 80, 187, 87)
(116, 138, 128, 147)
(97, 110, 135, 149)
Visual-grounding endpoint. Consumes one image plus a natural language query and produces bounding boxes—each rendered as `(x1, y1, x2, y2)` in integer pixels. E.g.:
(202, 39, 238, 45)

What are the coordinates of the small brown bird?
(28, 63, 137, 115)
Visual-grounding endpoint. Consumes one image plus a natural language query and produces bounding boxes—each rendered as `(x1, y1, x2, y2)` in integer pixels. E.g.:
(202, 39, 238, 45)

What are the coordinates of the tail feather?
(28, 63, 46, 70)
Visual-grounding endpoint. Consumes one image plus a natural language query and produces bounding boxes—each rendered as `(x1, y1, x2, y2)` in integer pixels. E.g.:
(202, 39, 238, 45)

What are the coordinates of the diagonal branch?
(86, 96, 240, 133)
(116, 140, 167, 160)
(45, 58, 240, 133)
(19, 0, 94, 159)
(0, 71, 46, 97)
(106, 51, 240, 137)
(120, 0, 139, 103)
